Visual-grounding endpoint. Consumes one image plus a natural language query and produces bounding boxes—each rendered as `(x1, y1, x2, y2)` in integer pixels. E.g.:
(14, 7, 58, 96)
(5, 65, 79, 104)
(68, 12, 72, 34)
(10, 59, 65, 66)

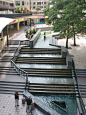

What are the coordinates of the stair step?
(0, 81, 25, 85)
(29, 87, 75, 91)
(29, 85, 75, 88)
(0, 72, 19, 75)
(0, 88, 24, 92)
(0, 91, 23, 95)
(29, 90, 76, 94)
(0, 85, 25, 89)
(29, 83, 74, 86)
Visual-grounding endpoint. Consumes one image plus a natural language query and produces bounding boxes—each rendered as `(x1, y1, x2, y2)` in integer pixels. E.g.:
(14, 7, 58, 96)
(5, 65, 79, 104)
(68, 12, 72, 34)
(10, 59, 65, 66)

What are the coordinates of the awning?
(0, 17, 15, 33)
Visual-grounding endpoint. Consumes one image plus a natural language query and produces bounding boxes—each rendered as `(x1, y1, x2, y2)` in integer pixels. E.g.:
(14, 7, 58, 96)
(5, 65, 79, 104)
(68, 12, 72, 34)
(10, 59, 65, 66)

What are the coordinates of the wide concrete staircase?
(16, 47, 76, 96)
(20, 47, 61, 54)
(0, 46, 26, 95)
(20, 68, 72, 78)
(16, 57, 66, 65)
(0, 81, 25, 95)
(28, 83, 76, 95)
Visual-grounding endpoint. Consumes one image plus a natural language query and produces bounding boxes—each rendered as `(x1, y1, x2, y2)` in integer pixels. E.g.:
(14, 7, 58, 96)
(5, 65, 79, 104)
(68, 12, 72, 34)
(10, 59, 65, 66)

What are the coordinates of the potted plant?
(32, 28, 36, 34)
(25, 30, 30, 39)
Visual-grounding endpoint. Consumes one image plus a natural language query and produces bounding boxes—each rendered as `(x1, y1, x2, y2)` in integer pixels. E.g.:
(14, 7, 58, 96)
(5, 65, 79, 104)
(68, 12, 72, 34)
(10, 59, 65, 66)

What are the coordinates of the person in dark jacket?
(14, 91, 19, 107)
(26, 96, 32, 113)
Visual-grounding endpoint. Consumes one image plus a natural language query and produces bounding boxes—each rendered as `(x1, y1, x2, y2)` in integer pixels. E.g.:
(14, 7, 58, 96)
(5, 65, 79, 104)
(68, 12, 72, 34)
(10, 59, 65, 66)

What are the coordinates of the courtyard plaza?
(0, 24, 86, 114)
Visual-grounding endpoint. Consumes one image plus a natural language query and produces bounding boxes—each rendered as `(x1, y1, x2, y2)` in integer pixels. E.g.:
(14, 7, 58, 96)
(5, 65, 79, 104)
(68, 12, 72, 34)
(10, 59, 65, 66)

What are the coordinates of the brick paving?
(0, 94, 44, 115)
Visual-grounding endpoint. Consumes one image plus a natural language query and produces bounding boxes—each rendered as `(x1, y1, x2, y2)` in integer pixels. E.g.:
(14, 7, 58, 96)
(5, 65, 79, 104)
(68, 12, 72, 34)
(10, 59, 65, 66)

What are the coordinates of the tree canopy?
(36, 6, 41, 11)
(44, 0, 86, 48)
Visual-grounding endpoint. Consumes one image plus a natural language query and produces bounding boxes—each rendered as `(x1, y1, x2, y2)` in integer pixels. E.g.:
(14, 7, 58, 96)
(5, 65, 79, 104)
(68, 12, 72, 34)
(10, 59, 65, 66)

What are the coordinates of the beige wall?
(14, 0, 29, 8)
(0, 36, 8, 53)
(14, 0, 49, 11)
(1, 0, 14, 3)
(30, 0, 48, 10)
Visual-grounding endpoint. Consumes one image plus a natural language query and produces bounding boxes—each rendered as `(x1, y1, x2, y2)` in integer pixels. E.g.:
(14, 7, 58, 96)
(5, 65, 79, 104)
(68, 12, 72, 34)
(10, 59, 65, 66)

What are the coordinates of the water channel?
(17, 31, 77, 115)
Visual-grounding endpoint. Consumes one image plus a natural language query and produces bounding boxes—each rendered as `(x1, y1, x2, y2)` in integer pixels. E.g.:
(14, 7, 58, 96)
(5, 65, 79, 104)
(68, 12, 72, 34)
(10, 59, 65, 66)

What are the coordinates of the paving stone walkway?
(1, 24, 86, 114)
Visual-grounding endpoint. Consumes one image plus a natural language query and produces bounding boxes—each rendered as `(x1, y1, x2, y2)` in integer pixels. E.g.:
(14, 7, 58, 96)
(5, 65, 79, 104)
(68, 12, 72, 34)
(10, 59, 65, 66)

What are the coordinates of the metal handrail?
(11, 40, 30, 91)
(72, 60, 86, 115)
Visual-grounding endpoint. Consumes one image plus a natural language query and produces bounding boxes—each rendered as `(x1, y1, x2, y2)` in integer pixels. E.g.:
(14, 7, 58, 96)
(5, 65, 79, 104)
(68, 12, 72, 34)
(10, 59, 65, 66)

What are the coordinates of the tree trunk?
(73, 25, 76, 46)
(66, 36, 68, 48)
(74, 32, 76, 46)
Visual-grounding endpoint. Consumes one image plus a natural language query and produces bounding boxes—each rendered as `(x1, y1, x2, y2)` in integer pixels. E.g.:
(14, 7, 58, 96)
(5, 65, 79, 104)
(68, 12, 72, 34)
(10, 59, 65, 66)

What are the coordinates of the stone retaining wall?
(29, 29, 41, 48)
(0, 35, 8, 53)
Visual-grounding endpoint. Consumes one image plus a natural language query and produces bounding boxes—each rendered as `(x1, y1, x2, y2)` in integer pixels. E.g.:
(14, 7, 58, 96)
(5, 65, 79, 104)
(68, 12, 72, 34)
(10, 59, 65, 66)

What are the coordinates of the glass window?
(44, 6, 46, 8)
(41, 6, 43, 8)
(41, 2, 43, 4)
(16, 1, 20, 6)
(0, 1, 2, 4)
(37, 2, 41, 5)
(10, 3, 13, 6)
(3, 2, 5, 5)
(44, 2, 46, 4)
(33, 2, 35, 5)
(22, 1, 24, 5)
(33, 6, 35, 9)
(6, 2, 8, 5)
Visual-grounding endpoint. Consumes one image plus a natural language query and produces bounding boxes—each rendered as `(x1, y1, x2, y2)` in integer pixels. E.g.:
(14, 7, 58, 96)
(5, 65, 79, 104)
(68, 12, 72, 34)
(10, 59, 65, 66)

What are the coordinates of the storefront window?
(37, 2, 41, 5)
(22, 1, 24, 5)
(33, 2, 35, 5)
(6, 2, 8, 5)
(33, 6, 35, 9)
(0, 1, 2, 4)
(3, 2, 5, 5)
(16, 1, 20, 6)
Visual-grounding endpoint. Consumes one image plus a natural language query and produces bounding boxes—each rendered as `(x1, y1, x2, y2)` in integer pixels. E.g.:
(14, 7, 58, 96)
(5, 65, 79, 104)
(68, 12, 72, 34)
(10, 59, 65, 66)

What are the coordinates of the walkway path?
(0, 24, 86, 114)
(0, 25, 45, 115)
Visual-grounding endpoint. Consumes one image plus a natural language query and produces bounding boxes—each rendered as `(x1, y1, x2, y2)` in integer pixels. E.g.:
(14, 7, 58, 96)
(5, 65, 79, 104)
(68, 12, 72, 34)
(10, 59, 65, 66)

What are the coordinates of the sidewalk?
(1, 24, 86, 114)
(0, 25, 45, 115)
(51, 33, 86, 69)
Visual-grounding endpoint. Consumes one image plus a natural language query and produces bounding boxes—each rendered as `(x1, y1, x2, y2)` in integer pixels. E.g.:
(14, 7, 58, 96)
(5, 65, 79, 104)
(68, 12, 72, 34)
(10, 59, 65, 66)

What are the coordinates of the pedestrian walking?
(26, 96, 32, 113)
(14, 91, 19, 107)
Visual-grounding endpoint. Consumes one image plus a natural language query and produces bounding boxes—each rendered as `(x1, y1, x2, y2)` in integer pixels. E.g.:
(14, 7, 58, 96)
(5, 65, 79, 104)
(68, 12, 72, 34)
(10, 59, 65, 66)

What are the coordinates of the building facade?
(14, 0, 30, 13)
(30, 0, 48, 11)
(14, 0, 48, 13)
(0, 0, 15, 13)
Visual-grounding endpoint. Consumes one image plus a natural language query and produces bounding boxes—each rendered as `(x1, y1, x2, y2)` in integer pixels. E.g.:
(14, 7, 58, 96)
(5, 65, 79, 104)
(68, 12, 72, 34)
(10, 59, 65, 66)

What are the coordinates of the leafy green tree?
(20, 7, 23, 12)
(36, 7, 41, 12)
(44, 0, 86, 48)
(16, 7, 20, 13)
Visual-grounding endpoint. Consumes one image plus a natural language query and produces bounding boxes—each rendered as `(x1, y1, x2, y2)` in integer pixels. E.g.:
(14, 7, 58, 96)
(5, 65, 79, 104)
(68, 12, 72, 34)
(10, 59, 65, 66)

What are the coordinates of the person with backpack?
(14, 91, 19, 107)
(26, 96, 32, 113)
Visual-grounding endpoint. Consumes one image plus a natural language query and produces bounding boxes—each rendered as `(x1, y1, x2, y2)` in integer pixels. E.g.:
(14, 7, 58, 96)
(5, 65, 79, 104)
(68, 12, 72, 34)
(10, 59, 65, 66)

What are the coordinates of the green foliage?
(16, 7, 24, 13)
(32, 28, 36, 34)
(44, 0, 86, 47)
(25, 28, 37, 37)
(20, 7, 23, 12)
(16, 7, 20, 13)
(25, 30, 30, 36)
(36, 6, 41, 11)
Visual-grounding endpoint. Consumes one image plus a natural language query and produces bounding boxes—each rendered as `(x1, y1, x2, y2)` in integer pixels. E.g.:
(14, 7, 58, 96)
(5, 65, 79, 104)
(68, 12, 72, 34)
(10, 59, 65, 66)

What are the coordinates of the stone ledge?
(23, 91, 60, 115)
(29, 29, 41, 48)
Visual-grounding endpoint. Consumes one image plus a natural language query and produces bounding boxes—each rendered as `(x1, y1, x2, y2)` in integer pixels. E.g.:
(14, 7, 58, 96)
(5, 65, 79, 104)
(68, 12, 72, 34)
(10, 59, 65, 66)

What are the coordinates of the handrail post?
(25, 73, 29, 91)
